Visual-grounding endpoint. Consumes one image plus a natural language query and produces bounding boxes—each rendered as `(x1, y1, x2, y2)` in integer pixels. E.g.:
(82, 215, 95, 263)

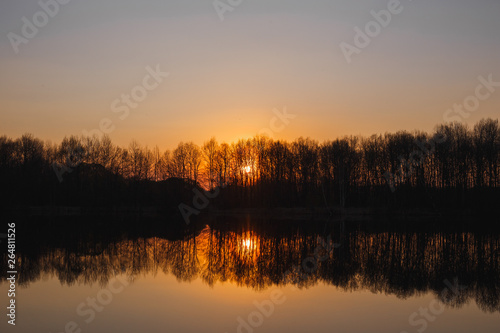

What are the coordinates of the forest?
(0, 118, 499, 213)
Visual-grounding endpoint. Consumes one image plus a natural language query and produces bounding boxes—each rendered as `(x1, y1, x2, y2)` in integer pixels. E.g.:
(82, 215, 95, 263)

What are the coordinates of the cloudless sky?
(1, 0, 499, 150)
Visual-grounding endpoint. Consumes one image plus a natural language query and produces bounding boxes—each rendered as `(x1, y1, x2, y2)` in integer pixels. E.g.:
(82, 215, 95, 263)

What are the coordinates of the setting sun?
(1, 1, 499, 332)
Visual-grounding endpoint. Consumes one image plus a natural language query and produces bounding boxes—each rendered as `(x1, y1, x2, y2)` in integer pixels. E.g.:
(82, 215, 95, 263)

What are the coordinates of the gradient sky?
(1, 0, 499, 150)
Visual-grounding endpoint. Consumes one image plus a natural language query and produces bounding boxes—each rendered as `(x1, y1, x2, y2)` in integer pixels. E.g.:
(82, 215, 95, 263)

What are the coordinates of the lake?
(1, 215, 499, 333)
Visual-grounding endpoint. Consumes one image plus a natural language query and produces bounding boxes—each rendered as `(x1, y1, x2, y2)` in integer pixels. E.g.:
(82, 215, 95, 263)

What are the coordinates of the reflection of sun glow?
(243, 166, 252, 174)
(238, 234, 260, 260)
(243, 238, 252, 249)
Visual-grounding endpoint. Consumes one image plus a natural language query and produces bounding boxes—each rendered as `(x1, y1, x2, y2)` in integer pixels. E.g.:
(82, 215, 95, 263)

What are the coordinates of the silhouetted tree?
(0, 118, 498, 210)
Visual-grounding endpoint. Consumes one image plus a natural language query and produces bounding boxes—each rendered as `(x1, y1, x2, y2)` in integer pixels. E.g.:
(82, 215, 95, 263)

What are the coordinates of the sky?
(0, 0, 499, 150)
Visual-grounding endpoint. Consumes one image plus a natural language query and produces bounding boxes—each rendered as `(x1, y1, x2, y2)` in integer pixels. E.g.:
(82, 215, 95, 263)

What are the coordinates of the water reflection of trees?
(2, 225, 499, 312)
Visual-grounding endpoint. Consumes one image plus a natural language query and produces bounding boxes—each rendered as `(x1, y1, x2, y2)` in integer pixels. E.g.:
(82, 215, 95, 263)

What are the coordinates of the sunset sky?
(1, 0, 499, 150)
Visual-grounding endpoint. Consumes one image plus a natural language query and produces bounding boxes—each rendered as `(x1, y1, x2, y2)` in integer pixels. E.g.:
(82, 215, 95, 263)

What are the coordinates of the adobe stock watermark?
(213, 0, 244, 21)
(400, 278, 467, 333)
(226, 289, 286, 333)
(52, 64, 169, 182)
(443, 74, 500, 122)
(340, 0, 412, 64)
(7, 0, 73, 54)
(51, 275, 130, 333)
(178, 106, 296, 225)
(52, 145, 87, 183)
(257, 107, 296, 139)
(384, 73, 498, 192)
(226, 234, 341, 333)
(83, 64, 169, 138)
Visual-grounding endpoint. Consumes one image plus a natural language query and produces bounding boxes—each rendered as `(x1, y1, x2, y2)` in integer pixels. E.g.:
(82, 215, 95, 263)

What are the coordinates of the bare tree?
(202, 137, 219, 190)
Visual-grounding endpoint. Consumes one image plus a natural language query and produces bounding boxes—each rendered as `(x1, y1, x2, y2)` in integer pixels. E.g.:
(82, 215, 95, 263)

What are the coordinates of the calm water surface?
(1, 216, 499, 333)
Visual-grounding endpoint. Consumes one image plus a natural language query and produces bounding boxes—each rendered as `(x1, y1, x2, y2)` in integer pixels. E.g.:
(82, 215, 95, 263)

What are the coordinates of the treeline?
(0, 118, 499, 210)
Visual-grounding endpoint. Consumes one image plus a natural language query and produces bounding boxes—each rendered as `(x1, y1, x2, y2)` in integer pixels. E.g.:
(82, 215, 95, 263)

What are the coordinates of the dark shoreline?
(3, 205, 498, 221)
